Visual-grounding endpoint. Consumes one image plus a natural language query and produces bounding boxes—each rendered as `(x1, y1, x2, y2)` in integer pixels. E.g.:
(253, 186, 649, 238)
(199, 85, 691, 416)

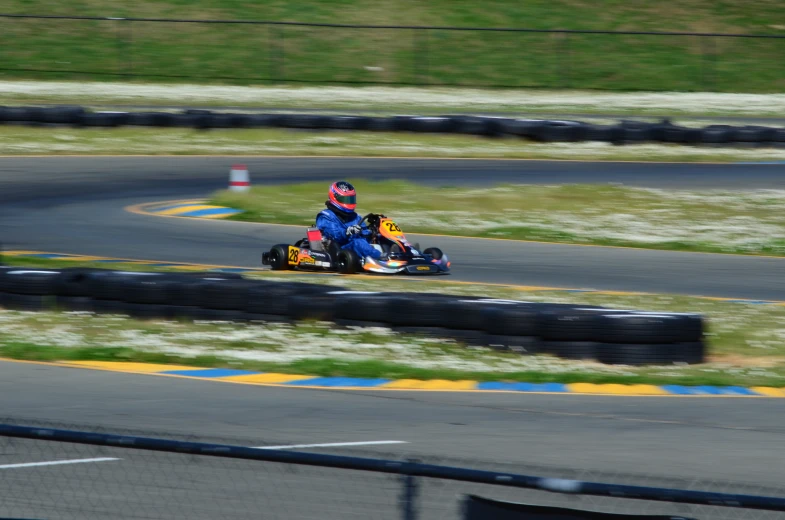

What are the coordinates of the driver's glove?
(346, 225, 362, 237)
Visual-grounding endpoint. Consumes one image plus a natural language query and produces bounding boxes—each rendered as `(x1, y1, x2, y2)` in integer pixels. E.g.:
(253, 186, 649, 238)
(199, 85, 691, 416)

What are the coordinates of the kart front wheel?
(424, 247, 443, 260)
(268, 244, 291, 271)
(336, 249, 359, 274)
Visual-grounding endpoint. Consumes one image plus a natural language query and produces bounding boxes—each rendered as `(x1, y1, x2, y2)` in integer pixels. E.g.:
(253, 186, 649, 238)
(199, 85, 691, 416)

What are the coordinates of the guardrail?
(2, 106, 785, 147)
(1, 14, 784, 91)
(0, 266, 705, 365)
(2, 422, 785, 519)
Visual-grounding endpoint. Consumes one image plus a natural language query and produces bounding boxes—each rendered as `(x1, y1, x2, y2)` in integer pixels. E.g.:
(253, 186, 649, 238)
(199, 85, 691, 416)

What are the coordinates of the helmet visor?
(333, 193, 356, 206)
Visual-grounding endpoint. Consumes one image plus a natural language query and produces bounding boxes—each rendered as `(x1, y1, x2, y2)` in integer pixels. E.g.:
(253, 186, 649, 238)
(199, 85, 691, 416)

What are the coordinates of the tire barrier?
(1, 105, 784, 147)
(0, 267, 707, 365)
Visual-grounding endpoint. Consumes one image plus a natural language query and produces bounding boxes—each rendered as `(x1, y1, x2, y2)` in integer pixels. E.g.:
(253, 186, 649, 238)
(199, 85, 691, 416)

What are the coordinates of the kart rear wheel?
(424, 247, 443, 260)
(268, 245, 291, 271)
(336, 249, 359, 274)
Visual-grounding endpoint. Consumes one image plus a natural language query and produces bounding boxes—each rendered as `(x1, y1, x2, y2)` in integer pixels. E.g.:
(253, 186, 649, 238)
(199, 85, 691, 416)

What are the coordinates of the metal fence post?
(111, 17, 132, 78)
(124, 19, 133, 78)
(413, 28, 429, 85)
(399, 460, 419, 520)
(268, 24, 275, 81)
(268, 24, 286, 83)
(561, 32, 571, 89)
(701, 35, 716, 92)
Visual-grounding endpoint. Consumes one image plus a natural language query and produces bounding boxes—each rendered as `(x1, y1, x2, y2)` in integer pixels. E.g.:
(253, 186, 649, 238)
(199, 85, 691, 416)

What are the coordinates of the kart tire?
(486, 305, 541, 336)
(424, 247, 443, 260)
(440, 299, 496, 331)
(0, 268, 62, 295)
(1, 293, 53, 311)
(597, 313, 704, 344)
(386, 295, 450, 327)
(268, 245, 291, 271)
(540, 309, 605, 341)
(91, 299, 130, 315)
(334, 294, 391, 323)
(55, 296, 94, 312)
(124, 303, 176, 320)
(597, 342, 703, 366)
(486, 335, 542, 355)
(288, 295, 337, 322)
(245, 282, 332, 316)
(542, 341, 598, 361)
(336, 249, 359, 274)
(444, 329, 489, 348)
(54, 268, 112, 297)
(200, 279, 264, 310)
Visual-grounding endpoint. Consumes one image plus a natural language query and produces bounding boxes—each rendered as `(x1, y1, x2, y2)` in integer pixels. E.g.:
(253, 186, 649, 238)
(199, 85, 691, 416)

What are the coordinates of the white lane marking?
(0, 457, 120, 469)
(254, 440, 408, 450)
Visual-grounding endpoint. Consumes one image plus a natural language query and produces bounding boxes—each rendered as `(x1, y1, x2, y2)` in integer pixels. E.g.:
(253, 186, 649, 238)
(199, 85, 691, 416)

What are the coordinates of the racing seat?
(306, 227, 325, 251)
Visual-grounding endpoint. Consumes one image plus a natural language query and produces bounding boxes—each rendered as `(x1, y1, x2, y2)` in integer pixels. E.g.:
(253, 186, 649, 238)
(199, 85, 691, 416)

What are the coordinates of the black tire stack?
(0, 267, 706, 365)
(1, 106, 784, 148)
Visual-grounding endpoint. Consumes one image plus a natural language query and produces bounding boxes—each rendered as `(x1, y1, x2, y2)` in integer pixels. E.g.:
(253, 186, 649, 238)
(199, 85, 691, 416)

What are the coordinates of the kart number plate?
(287, 246, 300, 265)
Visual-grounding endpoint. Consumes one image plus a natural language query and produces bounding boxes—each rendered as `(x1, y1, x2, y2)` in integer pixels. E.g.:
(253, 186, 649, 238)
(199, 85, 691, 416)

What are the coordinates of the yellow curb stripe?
(381, 379, 478, 390)
(156, 205, 225, 216)
(567, 383, 670, 396)
(750, 386, 785, 397)
(217, 373, 315, 384)
(63, 361, 199, 373)
(198, 212, 240, 219)
(0, 359, 781, 397)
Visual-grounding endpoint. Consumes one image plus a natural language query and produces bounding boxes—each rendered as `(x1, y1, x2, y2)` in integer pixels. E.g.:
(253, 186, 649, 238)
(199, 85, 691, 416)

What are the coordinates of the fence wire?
(1, 15, 783, 91)
(1, 418, 784, 520)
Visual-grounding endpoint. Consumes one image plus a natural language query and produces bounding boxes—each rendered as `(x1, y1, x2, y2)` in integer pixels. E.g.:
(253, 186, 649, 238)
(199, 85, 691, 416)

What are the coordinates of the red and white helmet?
(328, 181, 357, 213)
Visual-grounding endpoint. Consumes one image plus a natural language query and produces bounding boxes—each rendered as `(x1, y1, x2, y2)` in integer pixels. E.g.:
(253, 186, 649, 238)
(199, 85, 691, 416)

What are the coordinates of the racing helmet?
(328, 181, 357, 213)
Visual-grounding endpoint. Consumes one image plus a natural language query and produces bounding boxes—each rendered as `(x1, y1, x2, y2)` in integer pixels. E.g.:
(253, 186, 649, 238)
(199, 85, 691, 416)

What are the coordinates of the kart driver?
(315, 181, 388, 262)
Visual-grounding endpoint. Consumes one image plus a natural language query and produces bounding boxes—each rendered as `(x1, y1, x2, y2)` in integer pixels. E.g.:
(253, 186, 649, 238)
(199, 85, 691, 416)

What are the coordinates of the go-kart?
(262, 213, 450, 275)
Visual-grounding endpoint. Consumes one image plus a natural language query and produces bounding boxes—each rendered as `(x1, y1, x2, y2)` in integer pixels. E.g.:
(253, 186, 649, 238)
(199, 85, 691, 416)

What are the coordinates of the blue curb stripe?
(696, 385, 760, 396)
(162, 368, 260, 378)
(662, 385, 699, 395)
(178, 208, 243, 217)
(24, 253, 69, 259)
(662, 385, 761, 396)
(284, 377, 391, 387)
(476, 382, 568, 392)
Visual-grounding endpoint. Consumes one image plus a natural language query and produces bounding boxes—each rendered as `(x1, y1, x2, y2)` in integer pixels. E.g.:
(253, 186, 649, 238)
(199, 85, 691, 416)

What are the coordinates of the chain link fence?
(0, 14, 784, 91)
(2, 418, 785, 520)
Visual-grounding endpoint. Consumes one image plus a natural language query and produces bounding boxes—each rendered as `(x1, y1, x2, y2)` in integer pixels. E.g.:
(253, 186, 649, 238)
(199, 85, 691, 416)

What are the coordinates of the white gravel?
(3, 80, 785, 115)
(389, 186, 785, 253)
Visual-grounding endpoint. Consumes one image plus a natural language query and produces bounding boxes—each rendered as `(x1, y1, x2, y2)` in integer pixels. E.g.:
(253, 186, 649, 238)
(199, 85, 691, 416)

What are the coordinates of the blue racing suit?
(315, 207, 382, 259)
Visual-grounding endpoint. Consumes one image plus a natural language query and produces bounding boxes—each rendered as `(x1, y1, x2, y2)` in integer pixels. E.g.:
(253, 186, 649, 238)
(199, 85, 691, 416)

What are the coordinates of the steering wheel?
(360, 213, 385, 241)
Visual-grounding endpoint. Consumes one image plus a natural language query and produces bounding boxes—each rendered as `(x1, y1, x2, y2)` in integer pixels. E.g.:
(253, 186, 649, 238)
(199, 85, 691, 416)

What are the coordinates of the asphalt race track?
(1, 156, 784, 299)
(3, 361, 785, 520)
(1, 156, 785, 519)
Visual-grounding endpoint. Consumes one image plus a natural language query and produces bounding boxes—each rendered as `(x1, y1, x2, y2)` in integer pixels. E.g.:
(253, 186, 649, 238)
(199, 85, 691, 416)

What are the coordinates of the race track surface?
(2, 156, 785, 518)
(3, 361, 785, 520)
(1, 156, 784, 299)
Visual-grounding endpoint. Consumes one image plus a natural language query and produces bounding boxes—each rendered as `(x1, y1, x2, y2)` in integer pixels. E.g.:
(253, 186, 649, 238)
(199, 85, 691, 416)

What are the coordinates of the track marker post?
(229, 164, 250, 192)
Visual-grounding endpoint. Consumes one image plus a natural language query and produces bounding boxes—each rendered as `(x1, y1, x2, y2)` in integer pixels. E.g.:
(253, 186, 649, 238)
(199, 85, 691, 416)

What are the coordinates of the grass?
(2, 2, 785, 92)
(5, 126, 785, 163)
(2, 255, 785, 388)
(210, 181, 785, 257)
